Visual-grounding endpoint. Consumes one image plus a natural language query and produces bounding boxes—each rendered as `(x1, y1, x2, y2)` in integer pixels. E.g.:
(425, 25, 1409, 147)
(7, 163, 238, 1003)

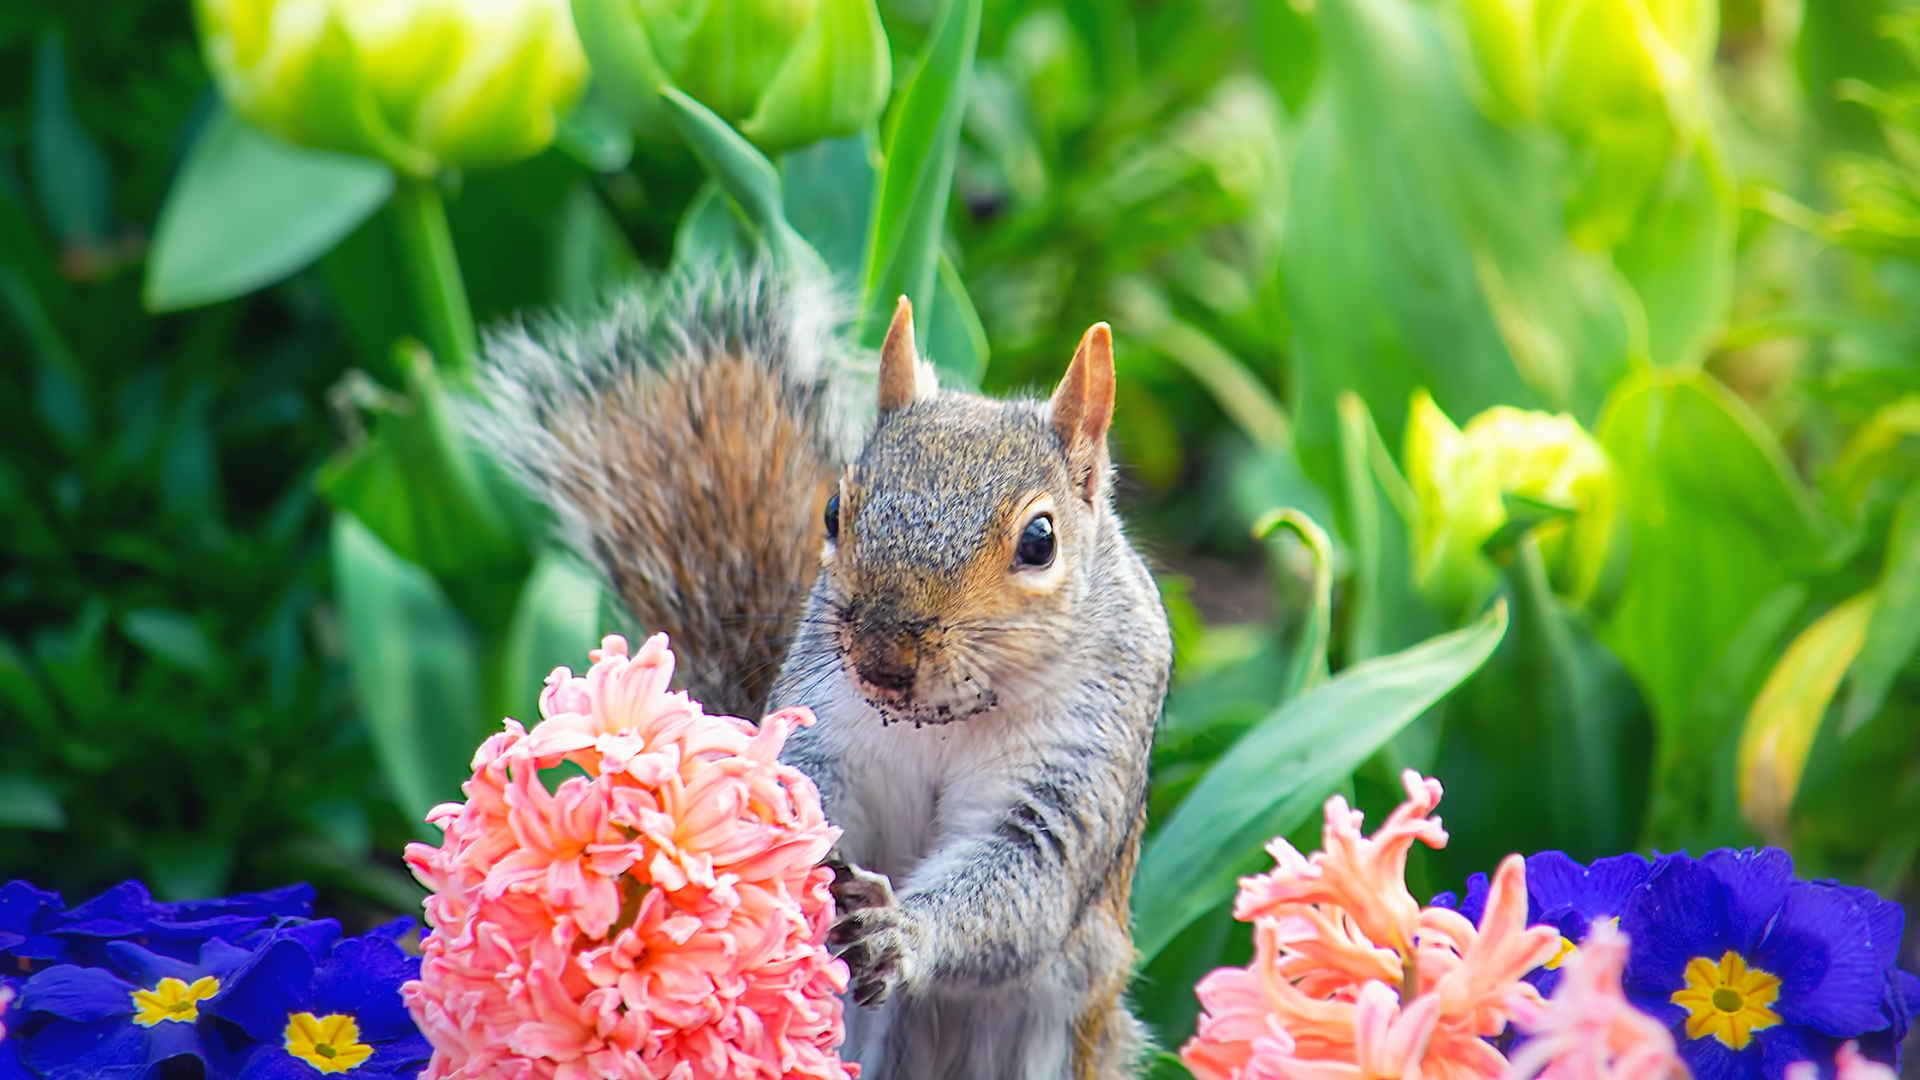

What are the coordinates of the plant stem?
(391, 178, 478, 379)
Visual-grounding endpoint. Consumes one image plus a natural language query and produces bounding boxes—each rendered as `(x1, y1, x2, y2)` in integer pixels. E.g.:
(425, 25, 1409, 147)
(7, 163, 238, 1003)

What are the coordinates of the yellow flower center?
(1671, 950, 1782, 1049)
(1544, 935, 1578, 970)
(285, 1012, 374, 1073)
(131, 976, 220, 1027)
(1544, 918, 1616, 971)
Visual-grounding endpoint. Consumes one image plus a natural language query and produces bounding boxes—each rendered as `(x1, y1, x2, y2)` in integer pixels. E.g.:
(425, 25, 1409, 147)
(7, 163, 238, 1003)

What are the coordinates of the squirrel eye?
(824, 493, 840, 542)
(1015, 514, 1055, 569)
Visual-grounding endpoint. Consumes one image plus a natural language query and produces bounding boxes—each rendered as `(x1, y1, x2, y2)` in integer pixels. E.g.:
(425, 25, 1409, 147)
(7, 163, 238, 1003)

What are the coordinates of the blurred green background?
(3, 0, 1919, 1068)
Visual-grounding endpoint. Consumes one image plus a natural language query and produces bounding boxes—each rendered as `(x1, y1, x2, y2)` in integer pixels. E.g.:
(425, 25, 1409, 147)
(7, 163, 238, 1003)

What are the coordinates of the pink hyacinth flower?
(1183, 770, 1560, 1080)
(1505, 920, 1679, 1080)
(1785, 1043, 1898, 1080)
(403, 634, 856, 1080)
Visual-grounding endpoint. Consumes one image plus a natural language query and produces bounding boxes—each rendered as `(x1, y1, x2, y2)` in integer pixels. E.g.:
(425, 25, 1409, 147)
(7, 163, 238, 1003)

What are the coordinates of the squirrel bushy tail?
(467, 265, 871, 718)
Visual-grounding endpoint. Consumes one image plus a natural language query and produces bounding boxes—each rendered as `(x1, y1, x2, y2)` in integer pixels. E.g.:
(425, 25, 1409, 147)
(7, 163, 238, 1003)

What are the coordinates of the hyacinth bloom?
(1506, 920, 1680, 1080)
(1785, 1042, 1898, 1080)
(1182, 769, 1562, 1080)
(403, 633, 853, 1080)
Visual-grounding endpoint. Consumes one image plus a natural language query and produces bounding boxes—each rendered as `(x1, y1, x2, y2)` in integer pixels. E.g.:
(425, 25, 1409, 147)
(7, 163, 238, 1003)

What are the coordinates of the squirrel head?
(813, 298, 1118, 726)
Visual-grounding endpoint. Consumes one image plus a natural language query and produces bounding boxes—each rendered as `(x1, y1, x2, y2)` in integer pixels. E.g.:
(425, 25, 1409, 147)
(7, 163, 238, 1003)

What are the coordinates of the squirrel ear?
(878, 296, 934, 414)
(1050, 323, 1116, 501)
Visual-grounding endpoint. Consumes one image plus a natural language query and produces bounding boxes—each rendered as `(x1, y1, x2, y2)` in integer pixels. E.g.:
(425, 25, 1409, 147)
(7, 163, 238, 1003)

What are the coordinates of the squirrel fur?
(470, 264, 1173, 1080)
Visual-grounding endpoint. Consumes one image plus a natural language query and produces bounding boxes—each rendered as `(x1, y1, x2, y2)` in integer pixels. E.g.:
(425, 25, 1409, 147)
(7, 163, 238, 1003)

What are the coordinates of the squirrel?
(469, 265, 1173, 1080)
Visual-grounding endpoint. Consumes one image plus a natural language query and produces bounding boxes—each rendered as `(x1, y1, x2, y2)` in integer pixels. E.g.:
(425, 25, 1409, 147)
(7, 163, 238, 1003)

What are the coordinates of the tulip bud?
(575, 0, 891, 149)
(195, 0, 590, 178)
(1405, 391, 1619, 615)
(1454, 0, 1541, 118)
(1538, 0, 1709, 248)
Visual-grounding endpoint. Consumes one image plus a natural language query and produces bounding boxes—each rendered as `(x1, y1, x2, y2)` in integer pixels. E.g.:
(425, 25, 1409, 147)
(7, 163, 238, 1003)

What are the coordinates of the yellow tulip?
(575, 0, 891, 149)
(195, 0, 590, 177)
(1406, 391, 1619, 614)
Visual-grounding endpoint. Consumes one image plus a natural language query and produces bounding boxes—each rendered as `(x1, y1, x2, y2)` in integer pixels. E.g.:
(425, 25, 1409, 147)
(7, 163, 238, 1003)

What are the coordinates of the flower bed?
(0, 641, 1913, 1080)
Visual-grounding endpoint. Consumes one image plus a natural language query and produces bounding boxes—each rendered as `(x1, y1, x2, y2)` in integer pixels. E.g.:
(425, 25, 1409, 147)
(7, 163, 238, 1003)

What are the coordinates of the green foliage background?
(3, 0, 1920, 1067)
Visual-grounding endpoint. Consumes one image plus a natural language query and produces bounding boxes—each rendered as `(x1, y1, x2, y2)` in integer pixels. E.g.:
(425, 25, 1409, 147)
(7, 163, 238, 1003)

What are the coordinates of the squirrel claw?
(828, 855, 896, 912)
(827, 902, 910, 1007)
(825, 887, 913, 1006)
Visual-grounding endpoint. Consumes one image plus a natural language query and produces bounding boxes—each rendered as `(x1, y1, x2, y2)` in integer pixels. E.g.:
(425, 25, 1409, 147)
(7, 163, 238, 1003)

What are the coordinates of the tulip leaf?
(316, 345, 526, 594)
(1253, 508, 1333, 701)
(659, 86, 827, 274)
(783, 134, 877, 291)
(1613, 141, 1737, 367)
(332, 513, 488, 834)
(1285, 0, 1630, 489)
(858, 0, 983, 351)
(929, 252, 988, 387)
(145, 106, 394, 312)
(1131, 602, 1508, 966)
(499, 551, 607, 726)
(1738, 590, 1877, 840)
(1841, 483, 1920, 736)
(119, 609, 220, 677)
(0, 775, 65, 831)
(1431, 539, 1651, 879)
(1598, 369, 1839, 848)
(569, 0, 673, 134)
(672, 183, 747, 272)
(30, 34, 112, 250)
(1337, 393, 1441, 664)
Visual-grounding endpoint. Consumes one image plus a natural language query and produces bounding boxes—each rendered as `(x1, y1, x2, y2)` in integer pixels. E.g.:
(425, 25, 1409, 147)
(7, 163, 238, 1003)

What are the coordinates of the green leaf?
(317, 344, 527, 611)
(1253, 508, 1332, 700)
(1612, 141, 1736, 368)
(671, 182, 747, 272)
(499, 551, 607, 726)
(857, 0, 982, 349)
(1598, 369, 1836, 847)
(120, 609, 220, 677)
(658, 87, 825, 273)
(0, 634, 59, 736)
(568, 0, 674, 134)
(140, 834, 236, 901)
(929, 252, 988, 387)
(1337, 393, 1442, 663)
(30, 34, 111, 248)
(145, 106, 394, 312)
(1132, 602, 1508, 966)
(783, 134, 878, 291)
(0, 775, 65, 831)
(1431, 539, 1651, 878)
(1841, 483, 1920, 735)
(1738, 589, 1877, 840)
(1285, 0, 1630, 489)
(332, 512, 488, 833)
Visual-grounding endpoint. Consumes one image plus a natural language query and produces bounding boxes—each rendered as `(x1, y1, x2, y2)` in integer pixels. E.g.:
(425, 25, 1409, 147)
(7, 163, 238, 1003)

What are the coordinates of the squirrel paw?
(828, 854, 896, 912)
(828, 905, 912, 1006)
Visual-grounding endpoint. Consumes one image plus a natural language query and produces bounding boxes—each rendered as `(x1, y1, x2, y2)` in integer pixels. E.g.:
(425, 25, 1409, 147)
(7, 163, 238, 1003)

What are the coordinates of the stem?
(391, 178, 478, 379)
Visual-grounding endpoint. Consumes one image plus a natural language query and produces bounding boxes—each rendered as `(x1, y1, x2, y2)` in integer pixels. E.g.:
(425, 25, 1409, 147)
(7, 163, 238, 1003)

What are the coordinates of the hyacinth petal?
(404, 634, 852, 1080)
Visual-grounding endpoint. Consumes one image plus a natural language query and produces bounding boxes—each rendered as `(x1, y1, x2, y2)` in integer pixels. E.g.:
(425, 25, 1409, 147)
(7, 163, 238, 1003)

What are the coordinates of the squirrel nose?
(851, 636, 918, 696)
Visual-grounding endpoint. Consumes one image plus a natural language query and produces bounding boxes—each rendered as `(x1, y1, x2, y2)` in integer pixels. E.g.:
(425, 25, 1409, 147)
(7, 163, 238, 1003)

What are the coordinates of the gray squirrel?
(470, 266, 1173, 1079)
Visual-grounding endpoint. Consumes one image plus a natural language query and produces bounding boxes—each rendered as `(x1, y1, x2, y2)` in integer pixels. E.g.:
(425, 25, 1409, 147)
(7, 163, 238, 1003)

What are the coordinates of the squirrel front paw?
(825, 857, 916, 1006)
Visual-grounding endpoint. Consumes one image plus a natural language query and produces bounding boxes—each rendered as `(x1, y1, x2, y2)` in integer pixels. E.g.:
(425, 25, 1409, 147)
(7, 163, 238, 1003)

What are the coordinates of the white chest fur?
(795, 667, 1040, 887)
